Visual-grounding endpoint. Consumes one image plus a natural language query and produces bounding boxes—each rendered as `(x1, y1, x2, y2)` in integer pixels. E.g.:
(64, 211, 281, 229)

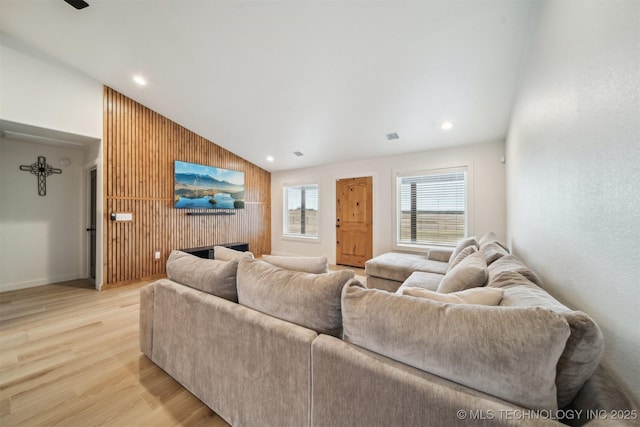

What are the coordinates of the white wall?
(0, 41, 103, 138)
(0, 39, 104, 289)
(0, 140, 85, 290)
(272, 140, 506, 262)
(506, 0, 640, 400)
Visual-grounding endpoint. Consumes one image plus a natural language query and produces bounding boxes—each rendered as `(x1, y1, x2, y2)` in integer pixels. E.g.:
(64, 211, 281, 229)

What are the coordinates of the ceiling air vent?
(64, 0, 90, 10)
(293, 151, 304, 157)
(386, 132, 400, 141)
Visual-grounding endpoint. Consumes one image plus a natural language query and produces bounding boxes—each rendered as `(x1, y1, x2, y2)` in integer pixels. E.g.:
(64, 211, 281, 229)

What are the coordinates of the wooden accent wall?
(103, 87, 271, 288)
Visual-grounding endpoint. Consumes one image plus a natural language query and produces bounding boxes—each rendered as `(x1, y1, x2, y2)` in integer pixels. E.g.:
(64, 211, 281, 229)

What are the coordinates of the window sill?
(281, 235, 321, 244)
(393, 242, 455, 254)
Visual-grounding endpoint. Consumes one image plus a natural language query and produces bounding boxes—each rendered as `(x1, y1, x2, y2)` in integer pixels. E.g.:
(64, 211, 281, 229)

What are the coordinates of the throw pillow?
(437, 251, 488, 293)
(341, 281, 570, 411)
(401, 286, 504, 306)
(261, 254, 329, 274)
(214, 245, 254, 261)
(448, 236, 478, 263)
(166, 250, 239, 302)
(237, 258, 354, 336)
(446, 245, 477, 273)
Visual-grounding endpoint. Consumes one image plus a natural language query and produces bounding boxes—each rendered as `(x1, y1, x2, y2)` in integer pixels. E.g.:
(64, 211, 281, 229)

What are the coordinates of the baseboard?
(0, 273, 85, 293)
(267, 251, 296, 257)
(100, 273, 165, 291)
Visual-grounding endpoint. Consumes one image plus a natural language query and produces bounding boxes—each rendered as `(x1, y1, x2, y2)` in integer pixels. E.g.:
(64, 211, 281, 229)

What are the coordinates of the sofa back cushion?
(488, 254, 543, 286)
(342, 281, 570, 411)
(448, 236, 478, 263)
(479, 231, 509, 251)
(478, 232, 510, 265)
(214, 245, 254, 261)
(436, 251, 488, 293)
(261, 254, 329, 274)
(489, 271, 604, 408)
(237, 258, 354, 336)
(480, 242, 509, 265)
(166, 250, 239, 302)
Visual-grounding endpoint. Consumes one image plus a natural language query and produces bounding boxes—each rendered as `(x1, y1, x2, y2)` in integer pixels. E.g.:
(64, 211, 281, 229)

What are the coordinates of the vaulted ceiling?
(0, 0, 536, 172)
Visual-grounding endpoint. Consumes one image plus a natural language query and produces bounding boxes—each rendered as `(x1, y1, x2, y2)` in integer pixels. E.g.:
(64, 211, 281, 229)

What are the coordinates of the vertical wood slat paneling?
(103, 87, 271, 288)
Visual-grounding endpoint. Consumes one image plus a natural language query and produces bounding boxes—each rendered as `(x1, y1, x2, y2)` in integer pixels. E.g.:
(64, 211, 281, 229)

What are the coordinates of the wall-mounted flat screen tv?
(174, 160, 245, 209)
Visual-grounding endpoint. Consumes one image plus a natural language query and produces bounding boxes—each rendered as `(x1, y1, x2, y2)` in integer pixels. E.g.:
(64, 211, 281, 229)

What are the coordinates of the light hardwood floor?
(0, 279, 229, 426)
(0, 264, 365, 426)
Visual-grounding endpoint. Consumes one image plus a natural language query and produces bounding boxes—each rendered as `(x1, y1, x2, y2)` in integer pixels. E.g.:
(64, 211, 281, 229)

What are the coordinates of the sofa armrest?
(427, 248, 453, 262)
(568, 365, 640, 426)
(150, 279, 317, 427)
(139, 282, 156, 357)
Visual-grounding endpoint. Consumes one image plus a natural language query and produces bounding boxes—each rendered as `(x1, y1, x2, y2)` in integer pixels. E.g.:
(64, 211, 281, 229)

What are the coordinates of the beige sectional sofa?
(140, 241, 638, 427)
(364, 232, 505, 292)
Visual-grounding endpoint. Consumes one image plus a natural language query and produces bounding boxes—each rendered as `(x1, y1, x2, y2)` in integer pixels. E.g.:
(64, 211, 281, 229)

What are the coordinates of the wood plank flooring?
(0, 279, 229, 427)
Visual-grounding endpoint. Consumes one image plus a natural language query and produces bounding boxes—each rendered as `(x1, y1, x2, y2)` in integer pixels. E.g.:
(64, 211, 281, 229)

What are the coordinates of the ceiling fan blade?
(64, 0, 89, 10)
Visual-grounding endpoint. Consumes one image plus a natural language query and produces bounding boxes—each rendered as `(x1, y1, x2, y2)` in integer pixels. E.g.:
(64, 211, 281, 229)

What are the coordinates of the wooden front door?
(336, 176, 373, 267)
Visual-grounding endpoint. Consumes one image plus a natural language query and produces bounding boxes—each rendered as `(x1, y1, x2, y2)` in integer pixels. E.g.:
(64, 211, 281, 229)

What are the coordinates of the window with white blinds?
(396, 168, 467, 246)
(283, 184, 319, 238)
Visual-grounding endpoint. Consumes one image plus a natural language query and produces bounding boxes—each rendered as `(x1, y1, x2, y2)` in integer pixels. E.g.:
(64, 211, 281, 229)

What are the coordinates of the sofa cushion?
(397, 271, 443, 292)
(365, 252, 449, 283)
(479, 231, 509, 252)
(436, 251, 488, 293)
(261, 254, 329, 274)
(399, 286, 504, 306)
(426, 248, 453, 262)
(448, 236, 478, 263)
(237, 258, 354, 336)
(365, 276, 404, 293)
(489, 271, 604, 408)
(341, 281, 570, 410)
(488, 254, 543, 286)
(214, 245, 254, 261)
(447, 245, 477, 272)
(166, 250, 239, 302)
(481, 242, 509, 265)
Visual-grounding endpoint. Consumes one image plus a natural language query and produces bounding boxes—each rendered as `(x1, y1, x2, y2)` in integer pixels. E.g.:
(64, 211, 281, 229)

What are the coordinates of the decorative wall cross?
(19, 156, 62, 196)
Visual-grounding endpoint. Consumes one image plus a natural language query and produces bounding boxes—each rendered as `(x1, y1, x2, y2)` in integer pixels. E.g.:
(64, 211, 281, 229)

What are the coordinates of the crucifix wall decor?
(19, 156, 62, 196)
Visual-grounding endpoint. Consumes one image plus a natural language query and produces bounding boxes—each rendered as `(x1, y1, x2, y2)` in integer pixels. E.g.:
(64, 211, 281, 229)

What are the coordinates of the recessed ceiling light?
(386, 132, 400, 141)
(441, 121, 453, 130)
(133, 75, 147, 86)
(293, 151, 304, 157)
(266, 156, 274, 162)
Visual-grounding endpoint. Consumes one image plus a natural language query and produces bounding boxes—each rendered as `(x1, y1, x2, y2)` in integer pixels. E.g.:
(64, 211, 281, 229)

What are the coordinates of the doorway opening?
(87, 168, 97, 281)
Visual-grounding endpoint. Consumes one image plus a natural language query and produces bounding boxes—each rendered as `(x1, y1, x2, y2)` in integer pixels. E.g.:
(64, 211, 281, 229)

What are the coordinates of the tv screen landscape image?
(174, 160, 245, 209)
